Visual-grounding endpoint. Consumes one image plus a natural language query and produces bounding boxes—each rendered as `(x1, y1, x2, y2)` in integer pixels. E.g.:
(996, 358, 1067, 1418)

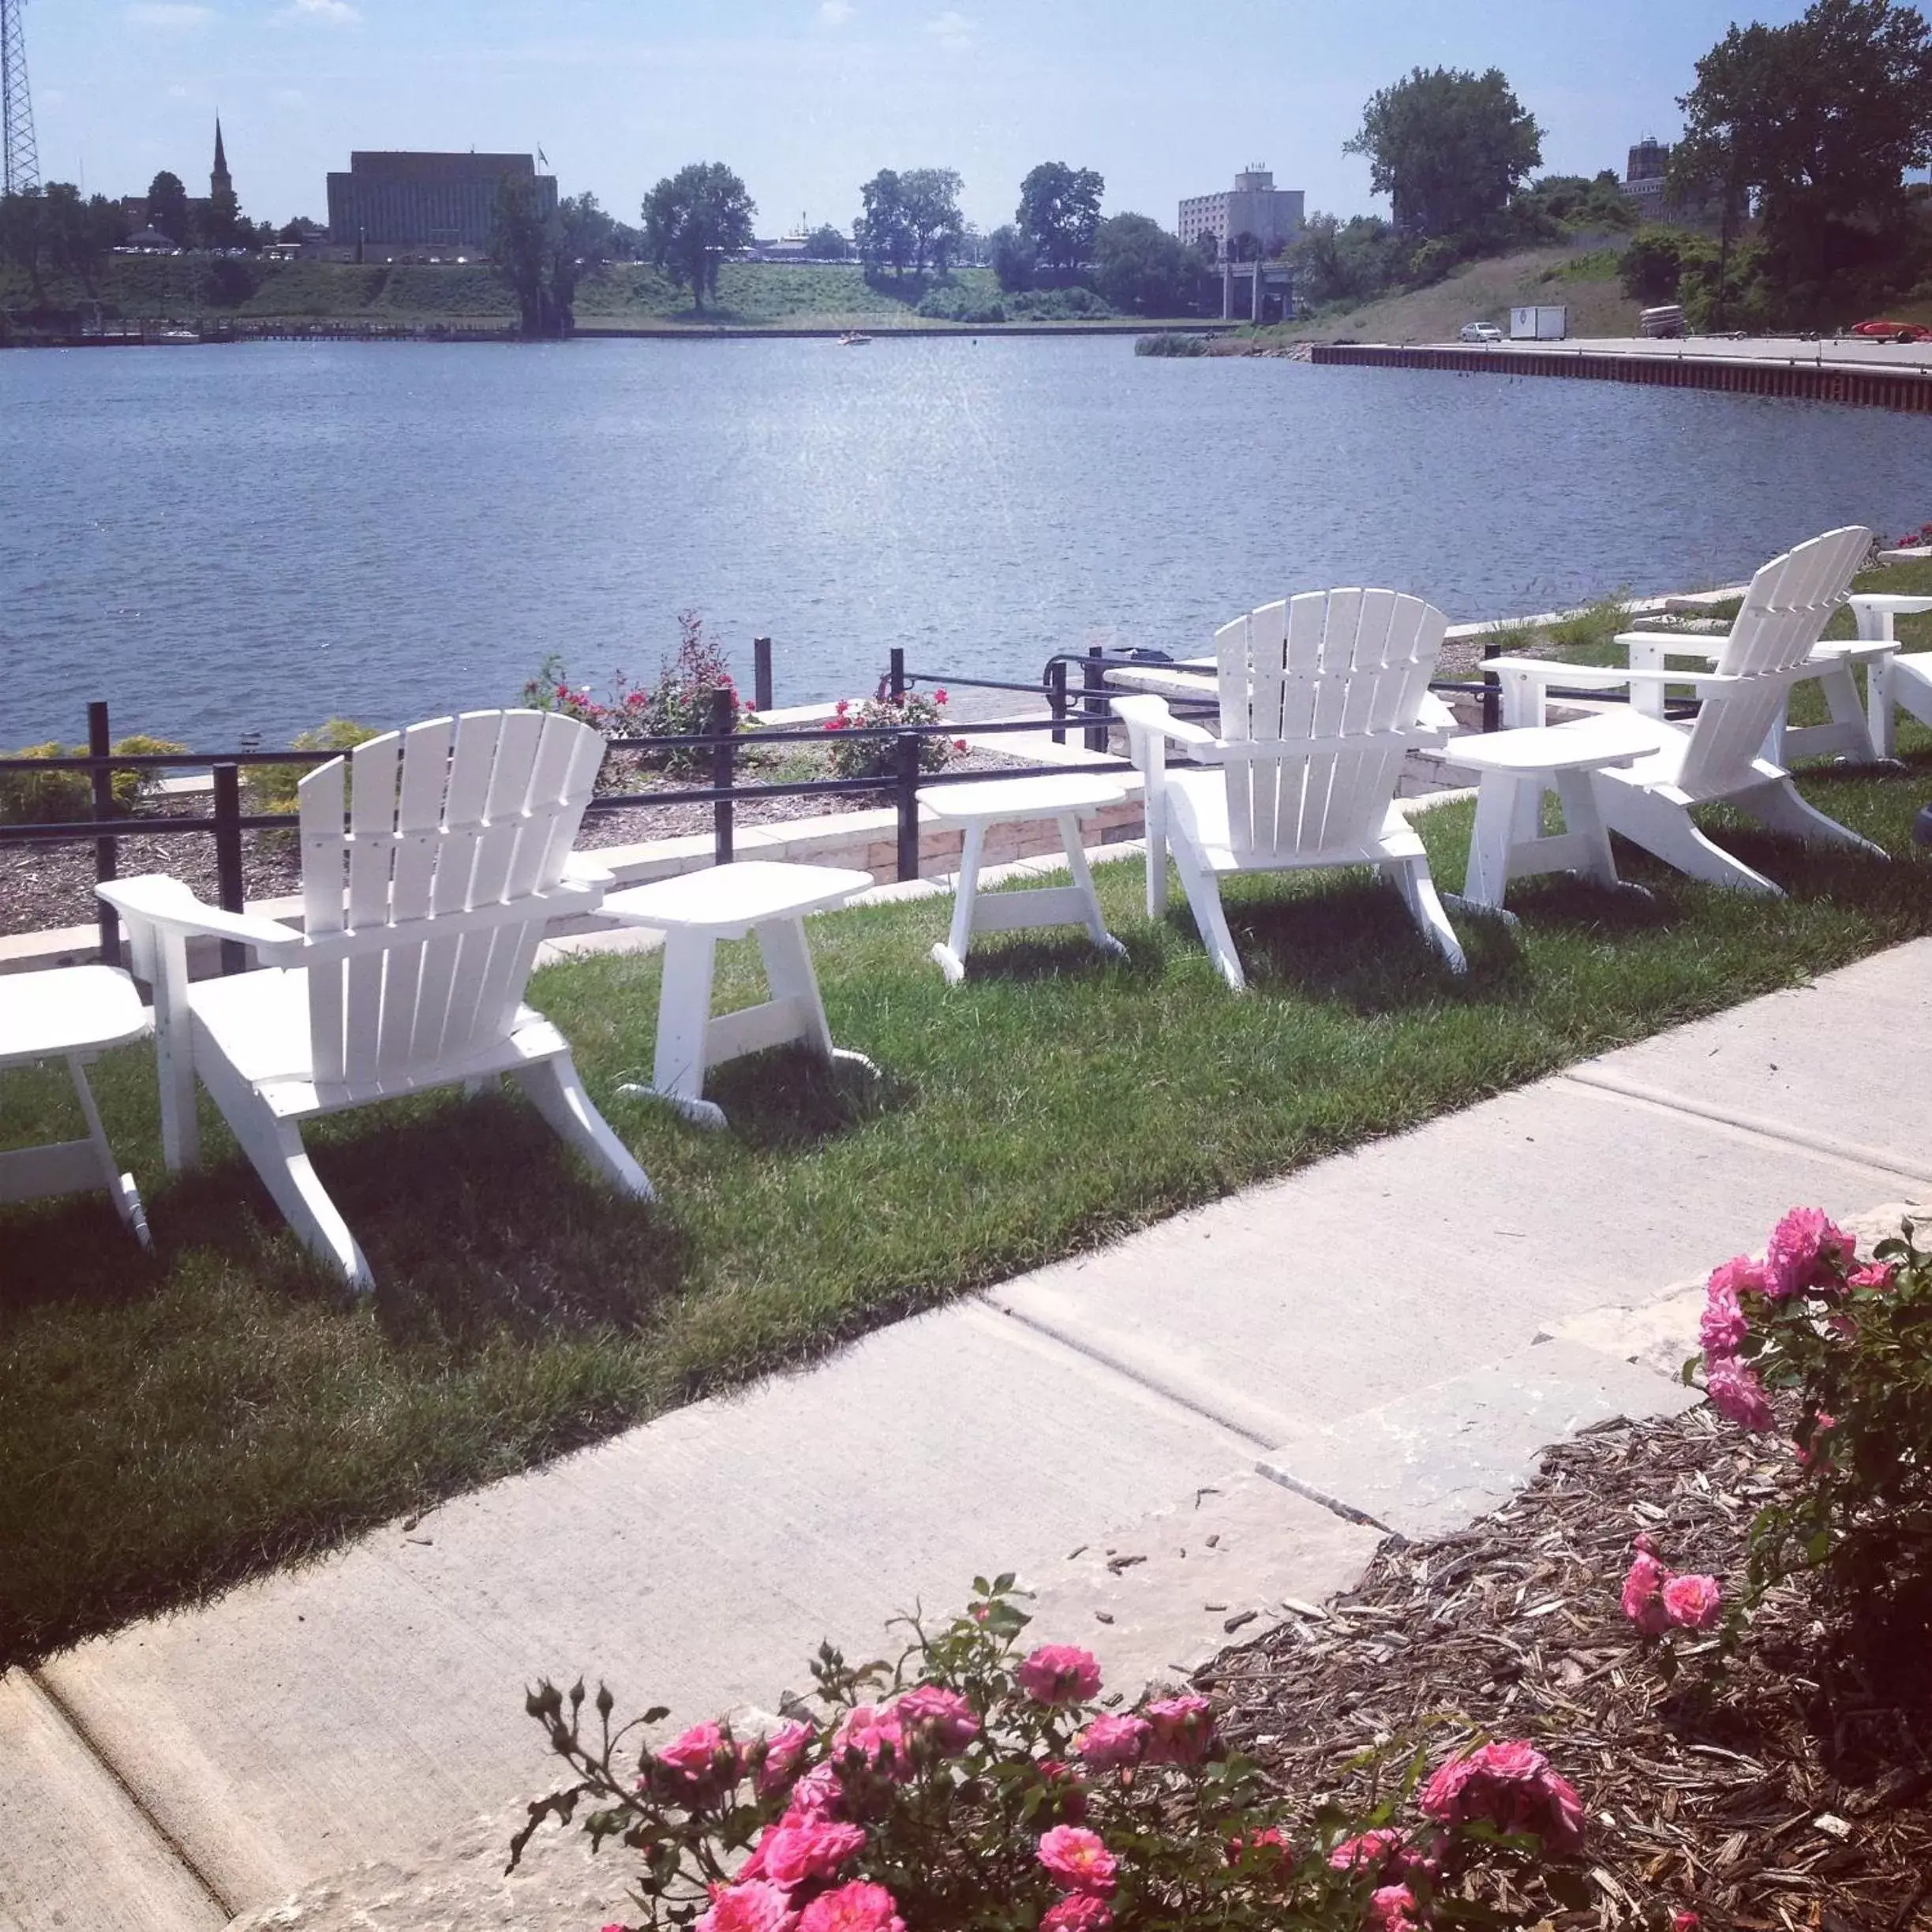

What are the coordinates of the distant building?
(1620, 138, 1672, 215)
(326, 152, 557, 250)
(1178, 167, 1305, 261)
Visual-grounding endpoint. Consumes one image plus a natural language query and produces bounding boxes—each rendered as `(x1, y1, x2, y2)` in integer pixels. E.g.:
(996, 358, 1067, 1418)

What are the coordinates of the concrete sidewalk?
(6, 941, 1932, 1932)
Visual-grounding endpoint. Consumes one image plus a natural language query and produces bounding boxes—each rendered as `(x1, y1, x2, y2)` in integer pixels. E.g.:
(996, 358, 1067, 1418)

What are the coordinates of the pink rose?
(1225, 1826, 1293, 1874)
(1698, 1284, 1749, 1361)
(934, 688, 949, 705)
(1327, 1829, 1432, 1882)
(1708, 1254, 1771, 1299)
(785, 1764, 844, 1819)
(1662, 1574, 1722, 1631)
(1418, 1740, 1585, 1855)
(757, 1819, 867, 1893)
(1706, 1358, 1775, 1432)
(1037, 1825, 1118, 1896)
(1041, 1900, 1112, 1932)
(892, 1685, 979, 1752)
(655, 1721, 740, 1795)
(1074, 1714, 1151, 1772)
(1039, 1758, 1088, 1824)
(754, 1722, 814, 1799)
(835, 1705, 908, 1778)
(798, 1883, 905, 1932)
(1795, 1410, 1838, 1468)
(698, 1884, 799, 1932)
(1621, 1549, 1672, 1635)
(1365, 1885, 1421, 1932)
(1848, 1261, 1896, 1290)
(1142, 1694, 1214, 1766)
(1765, 1208, 1855, 1298)
(1017, 1646, 1103, 1706)
(1672, 1915, 1699, 1932)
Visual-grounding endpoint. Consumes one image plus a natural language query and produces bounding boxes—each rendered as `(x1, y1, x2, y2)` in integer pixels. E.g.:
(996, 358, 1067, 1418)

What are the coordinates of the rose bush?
(1690, 1207, 1932, 1627)
(822, 690, 960, 784)
(515, 1575, 1598, 1932)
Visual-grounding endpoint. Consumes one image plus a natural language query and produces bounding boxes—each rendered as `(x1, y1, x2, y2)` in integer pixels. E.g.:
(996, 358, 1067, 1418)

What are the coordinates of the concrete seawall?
(1312, 339, 1932, 414)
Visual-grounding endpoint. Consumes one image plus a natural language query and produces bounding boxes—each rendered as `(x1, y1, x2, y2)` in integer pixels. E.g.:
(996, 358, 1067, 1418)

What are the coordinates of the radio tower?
(2, 0, 40, 196)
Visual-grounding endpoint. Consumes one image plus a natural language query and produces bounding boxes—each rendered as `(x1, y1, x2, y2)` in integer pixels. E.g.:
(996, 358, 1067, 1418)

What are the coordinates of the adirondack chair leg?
(1137, 747, 1169, 919)
(140, 928, 200, 1174)
(208, 1071, 373, 1290)
(1171, 839, 1245, 991)
(1732, 777, 1887, 857)
(68, 1051, 152, 1249)
(1593, 781, 1784, 895)
(512, 1053, 655, 1200)
(1389, 859, 1467, 974)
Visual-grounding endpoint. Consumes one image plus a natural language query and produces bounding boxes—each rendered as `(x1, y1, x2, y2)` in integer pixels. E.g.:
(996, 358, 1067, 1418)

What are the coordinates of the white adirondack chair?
(1486, 527, 1885, 894)
(1114, 589, 1466, 991)
(98, 710, 653, 1290)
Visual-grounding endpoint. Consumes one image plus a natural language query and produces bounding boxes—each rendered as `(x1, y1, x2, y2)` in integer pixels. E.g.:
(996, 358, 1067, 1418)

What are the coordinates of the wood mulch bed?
(1207, 1406, 1932, 1930)
(0, 747, 1026, 940)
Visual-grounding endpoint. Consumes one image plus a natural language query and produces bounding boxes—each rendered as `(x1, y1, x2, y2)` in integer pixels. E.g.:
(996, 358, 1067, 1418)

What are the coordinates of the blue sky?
(28, 0, 1821, 232)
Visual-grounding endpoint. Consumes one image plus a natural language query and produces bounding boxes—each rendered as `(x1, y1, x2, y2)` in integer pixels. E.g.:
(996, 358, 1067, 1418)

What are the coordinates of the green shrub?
(0, 735, 185, 825)
(915, 285, 1008, 324)
(243, 719, 384, 817)
(1134, 331, 1209, 357)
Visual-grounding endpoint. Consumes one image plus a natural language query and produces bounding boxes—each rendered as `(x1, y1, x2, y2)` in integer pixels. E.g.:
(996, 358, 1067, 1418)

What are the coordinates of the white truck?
(1509, 305, 1568, 341)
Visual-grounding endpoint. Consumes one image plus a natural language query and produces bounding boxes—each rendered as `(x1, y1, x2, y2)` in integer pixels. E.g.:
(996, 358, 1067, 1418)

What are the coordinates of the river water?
(2, 336, 1926, 747)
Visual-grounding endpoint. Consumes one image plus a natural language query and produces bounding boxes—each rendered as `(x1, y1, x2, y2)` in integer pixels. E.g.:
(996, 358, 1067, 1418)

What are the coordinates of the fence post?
(212, 763, 247, 975)
(1047, 658, 1069, 746)
(1083, 644, 1110, 754)
(895, 730, 921, 882)
(710, 684, 736, 866)
(87, 700, 121, 968)
(1481, 641, 1501, 733)
(889, 647, 906, 704)
(753, 636, 774, 714)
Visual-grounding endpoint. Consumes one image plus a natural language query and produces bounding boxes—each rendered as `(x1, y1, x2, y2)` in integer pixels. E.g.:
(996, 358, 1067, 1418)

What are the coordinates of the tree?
(642, 163, 756, 312)
(856, 170, 913, 277)
(1674, 0, 1932, 316)
(1343, 67, 1542, 238)
(1285, 211, 1409, 309)
(200, 185, 246, 251)
(489, 183, 612, 336)
(1089, 212, 1197, 316)
(805, 223, 851, 260)
(0, 184, 123, 299)
(988, 223, 1037, 291)
(900, 168, 965, 275)
(146, 171, 191, 245)
(1015, 162, 1104, 273)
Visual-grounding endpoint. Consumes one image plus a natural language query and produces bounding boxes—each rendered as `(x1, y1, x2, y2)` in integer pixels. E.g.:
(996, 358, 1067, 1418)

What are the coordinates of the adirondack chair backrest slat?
(1677, 526, 1870, 799)
(1211, 590, 1446, 861)
(296, 709, 601, 1088)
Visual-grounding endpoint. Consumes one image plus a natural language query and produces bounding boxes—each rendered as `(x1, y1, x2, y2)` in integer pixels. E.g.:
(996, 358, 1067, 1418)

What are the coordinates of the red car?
(1851, 318, 1932, 343)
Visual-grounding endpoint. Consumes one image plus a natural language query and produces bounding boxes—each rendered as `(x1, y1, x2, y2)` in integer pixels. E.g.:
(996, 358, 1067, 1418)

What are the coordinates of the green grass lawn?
(6, 738, 1932, 1668)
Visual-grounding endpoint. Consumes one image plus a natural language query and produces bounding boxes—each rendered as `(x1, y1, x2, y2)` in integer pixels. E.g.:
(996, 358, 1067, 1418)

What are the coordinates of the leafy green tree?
(146, 170, 191, 245)
(900, 167, 965, 275)
(642, 163, 756, 312)
(1675, 0, 1932, 316)
(0, 184, 124, 299)
(200, 185, 247, 250)
(489, 184, 614, 335)
(856, 170, 908, 277)
(988, 223, 1037, 290)
(1015, 162, 1104, 272)
(1089, 212, 1196, 316)
(1344, 67, 1542, 238)
(805, 223, 851, 260)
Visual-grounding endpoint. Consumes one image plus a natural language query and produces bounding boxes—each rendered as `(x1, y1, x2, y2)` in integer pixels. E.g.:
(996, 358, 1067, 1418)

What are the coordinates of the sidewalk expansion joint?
(1559, 1066, 1932, 1185)
(1250, 1461, 1399, 1538)
(25, 1667, 238, 1922)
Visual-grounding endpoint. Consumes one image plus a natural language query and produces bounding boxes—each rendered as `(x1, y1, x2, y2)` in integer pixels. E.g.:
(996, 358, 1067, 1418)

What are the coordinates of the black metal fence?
(2, 642, 1678, 972)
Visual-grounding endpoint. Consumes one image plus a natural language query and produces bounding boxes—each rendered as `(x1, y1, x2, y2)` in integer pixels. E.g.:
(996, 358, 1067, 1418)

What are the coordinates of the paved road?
(6, 922, 1930, 1932)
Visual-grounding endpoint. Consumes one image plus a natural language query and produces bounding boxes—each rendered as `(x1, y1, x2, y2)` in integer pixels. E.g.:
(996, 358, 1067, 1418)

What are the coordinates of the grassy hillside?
(2, 257, 1145, 332)
(1252, 242, 1643, 346)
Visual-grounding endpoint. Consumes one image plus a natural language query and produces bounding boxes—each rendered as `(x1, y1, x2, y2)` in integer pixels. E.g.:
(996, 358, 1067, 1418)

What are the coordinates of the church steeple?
(212, 119, 231, 199)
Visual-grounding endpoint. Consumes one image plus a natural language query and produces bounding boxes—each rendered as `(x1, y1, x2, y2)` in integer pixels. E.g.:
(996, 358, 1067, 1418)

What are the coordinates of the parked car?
(1458, 322, 1503, 343)
(1638, 305, 1686, 339)
(1851, 319, 1931, 343)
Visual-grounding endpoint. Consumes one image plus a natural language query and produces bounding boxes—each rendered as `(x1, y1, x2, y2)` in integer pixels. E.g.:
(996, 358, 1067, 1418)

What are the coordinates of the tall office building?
(326, 152, 557, 249)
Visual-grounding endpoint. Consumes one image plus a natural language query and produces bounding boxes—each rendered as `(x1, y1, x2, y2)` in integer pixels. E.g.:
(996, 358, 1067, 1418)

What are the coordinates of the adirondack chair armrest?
(97, 874, 306, 961)
(564, 852, 616, 886)
(1485, 656, 1743, 693)
(1612, 631, 1726, 661)
(1111, 693, 1217, 751)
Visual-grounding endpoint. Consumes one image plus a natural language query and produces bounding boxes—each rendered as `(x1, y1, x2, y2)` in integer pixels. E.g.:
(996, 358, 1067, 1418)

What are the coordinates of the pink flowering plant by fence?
(1689, 1208, 1932, 1629)
(512, 1576, 1599, 1932)
(822, 690, 961, 784)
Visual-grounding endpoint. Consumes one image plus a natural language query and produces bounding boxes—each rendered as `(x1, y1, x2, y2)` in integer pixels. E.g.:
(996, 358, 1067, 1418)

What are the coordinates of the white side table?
(1444, 715, 1660, 912)
(601, 861, 875, 1129)
(919, 774, 1131, 983)
(1852, 594, 1932, 758)
(0, 964, 152, 1245)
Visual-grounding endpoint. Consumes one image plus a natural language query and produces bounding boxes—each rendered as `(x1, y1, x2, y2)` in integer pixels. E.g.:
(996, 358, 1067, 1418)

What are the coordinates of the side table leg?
(1058, 813, 1128, 960)
(1554, 769, 1618, 886)
(1870, 649, 1898, 761)
(759, 915, 878, 1083)
(1820, 662, 1875, 760)
(1464, 773, 1519, 912)
(931, 820, 986, 983)
(619, 929, 727, 1129)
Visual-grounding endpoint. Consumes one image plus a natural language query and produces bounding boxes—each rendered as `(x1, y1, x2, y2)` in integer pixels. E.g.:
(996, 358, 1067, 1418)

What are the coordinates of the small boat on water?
(838, 331, 874, 346)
